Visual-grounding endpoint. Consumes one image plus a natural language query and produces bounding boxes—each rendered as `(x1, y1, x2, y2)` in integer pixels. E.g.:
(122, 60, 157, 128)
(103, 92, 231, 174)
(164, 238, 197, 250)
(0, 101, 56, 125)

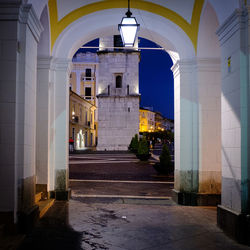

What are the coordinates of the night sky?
(75, 37, 174, 120)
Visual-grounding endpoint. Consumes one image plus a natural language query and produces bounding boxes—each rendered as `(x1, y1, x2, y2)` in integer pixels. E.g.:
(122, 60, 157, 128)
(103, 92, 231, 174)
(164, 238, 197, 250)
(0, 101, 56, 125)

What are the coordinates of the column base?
(49, 189, 71, 201)
(217, 205, 250, 245)
(0, 206, 40, 234)
(172, 189, 221, 206)
(0, 212, 16, 234)
(18, 205, 39, 233)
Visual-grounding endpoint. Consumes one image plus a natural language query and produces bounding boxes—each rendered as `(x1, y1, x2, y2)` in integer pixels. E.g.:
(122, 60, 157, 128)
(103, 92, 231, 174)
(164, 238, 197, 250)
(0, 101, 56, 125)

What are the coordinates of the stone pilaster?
(0, 2, 43, 231)
(216, 7, 250, 244)
(172, 58, 222, 206)
(172, 59, 199, 205)
(49, 58, 72, 200)
(36, 57, 53, 194)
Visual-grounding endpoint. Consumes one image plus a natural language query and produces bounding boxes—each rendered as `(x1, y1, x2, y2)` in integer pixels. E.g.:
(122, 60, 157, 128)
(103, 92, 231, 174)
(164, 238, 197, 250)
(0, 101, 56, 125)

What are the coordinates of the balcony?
(82, 77, 95, 82)
(81, 96, 95, 102)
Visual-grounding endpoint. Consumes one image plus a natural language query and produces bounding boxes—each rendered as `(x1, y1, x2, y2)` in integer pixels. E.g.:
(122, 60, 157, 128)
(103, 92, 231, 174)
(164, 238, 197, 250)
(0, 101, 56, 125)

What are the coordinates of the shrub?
(154, 144, 173, 175)
(137, 136, 150, 161)
(128, 134, 139, 153)
(160, 144, 172, 168)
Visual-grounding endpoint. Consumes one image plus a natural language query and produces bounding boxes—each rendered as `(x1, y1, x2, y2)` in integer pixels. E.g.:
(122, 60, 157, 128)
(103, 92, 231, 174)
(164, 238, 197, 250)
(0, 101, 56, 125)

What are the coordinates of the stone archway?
(35, 0, 222, 205)
(0, 0, 249, 243)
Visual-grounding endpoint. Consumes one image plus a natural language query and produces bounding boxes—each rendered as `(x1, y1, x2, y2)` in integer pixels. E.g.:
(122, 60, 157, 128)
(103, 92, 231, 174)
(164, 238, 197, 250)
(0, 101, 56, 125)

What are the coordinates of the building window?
(85, 111, 88, 125)
(80, 107, 82, 121)
(116, 75, 122, 88)
(85, 68, 91, 80)
(85, 87, 91, 98)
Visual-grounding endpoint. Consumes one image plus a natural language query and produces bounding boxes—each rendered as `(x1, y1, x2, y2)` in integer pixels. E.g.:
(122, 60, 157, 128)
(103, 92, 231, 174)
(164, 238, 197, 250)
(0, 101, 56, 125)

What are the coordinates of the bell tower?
(97, 36, 140, 150)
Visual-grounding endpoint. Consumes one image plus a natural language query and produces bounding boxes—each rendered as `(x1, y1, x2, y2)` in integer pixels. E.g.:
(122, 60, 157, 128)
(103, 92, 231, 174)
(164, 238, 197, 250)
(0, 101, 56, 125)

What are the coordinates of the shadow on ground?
(18, 202, 83, 250)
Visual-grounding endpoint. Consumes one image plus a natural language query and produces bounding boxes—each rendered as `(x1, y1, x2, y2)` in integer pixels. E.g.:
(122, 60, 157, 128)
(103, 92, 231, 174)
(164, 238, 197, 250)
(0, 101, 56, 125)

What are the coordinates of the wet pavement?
(18, 152, 250, 250)
(19, 200, 249, 250)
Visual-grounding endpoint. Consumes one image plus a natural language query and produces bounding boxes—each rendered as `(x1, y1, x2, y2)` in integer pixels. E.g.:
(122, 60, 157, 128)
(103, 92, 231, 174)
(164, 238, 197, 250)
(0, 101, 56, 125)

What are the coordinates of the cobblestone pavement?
(18, 152, 250, 250)
(19, 200, 250, 250)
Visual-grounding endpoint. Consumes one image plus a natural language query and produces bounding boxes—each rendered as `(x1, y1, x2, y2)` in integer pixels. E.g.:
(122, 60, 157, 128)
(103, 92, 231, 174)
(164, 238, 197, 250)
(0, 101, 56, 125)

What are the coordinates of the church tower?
(97, 36, 140, 150)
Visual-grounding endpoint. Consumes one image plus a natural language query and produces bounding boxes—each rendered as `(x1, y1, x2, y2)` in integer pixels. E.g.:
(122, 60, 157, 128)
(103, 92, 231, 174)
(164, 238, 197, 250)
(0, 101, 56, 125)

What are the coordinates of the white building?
(97, 36, 140, 150)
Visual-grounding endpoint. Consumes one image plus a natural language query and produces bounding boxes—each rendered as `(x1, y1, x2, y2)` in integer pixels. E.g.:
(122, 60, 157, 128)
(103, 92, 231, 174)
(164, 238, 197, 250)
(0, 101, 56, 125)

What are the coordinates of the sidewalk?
(19, 200, 250, 250)
(17, 153, 250, 250)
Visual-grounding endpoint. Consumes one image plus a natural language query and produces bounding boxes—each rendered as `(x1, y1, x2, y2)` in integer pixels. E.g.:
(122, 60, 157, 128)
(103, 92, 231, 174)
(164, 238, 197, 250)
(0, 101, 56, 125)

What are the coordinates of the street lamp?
(118, 0, 140, 47)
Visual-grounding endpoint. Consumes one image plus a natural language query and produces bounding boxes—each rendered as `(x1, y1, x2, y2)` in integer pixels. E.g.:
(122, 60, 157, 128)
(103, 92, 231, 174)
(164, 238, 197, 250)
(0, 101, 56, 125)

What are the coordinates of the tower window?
(116, 75, 122, 88)
(114, 35, 123, 50)
(85, 68, 91, 80)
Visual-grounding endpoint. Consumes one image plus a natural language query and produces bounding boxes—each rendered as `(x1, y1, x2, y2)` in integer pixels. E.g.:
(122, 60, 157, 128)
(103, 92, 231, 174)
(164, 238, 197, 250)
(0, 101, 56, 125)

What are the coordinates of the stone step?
(35, 192, 42, 204)
(38, 199, 55, 218)
(0, 224, 4, 239)
(0, 233, 25, 249)
(72, 195, 175, 205)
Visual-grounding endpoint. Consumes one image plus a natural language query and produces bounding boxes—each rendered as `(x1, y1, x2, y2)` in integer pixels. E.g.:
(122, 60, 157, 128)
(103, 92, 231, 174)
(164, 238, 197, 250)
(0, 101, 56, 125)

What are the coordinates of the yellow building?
(155, 112, 165, 131)
(139, 108, 155, 132)
(69, 90, 97, 150)
(70, 52, 98, 106)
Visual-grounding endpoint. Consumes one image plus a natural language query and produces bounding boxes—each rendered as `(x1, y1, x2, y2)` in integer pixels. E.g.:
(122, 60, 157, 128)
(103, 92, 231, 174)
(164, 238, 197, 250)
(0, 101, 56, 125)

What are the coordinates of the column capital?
(37, 56, 53, 70)
(216, 8, 248, 46)
(51, 58, 73, 75)
(0, 3, 43, 42)
(171, 58, 196, 77)
(195, 58, 221, 72)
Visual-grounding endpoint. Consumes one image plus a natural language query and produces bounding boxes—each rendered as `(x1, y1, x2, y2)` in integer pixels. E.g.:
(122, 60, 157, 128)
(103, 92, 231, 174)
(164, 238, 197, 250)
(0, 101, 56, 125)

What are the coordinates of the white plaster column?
(50, 58, 72, 196)
(217, 7, 250, 243)
(172, 58, 222, 205)
(36, 57, 53, 191)
(196, 58, 221, 195)
(0, 3, 43, 224)
(172, 60, 199, 198)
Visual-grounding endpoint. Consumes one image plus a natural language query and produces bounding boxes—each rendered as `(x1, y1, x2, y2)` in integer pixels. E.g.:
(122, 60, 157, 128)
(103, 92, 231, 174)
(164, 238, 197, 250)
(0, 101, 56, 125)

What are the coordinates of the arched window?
(116, 75, 122, 88)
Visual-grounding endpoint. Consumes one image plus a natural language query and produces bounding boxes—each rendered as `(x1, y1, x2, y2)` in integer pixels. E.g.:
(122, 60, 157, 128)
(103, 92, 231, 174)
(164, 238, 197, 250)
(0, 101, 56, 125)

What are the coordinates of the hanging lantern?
(118, 0, 140, 47)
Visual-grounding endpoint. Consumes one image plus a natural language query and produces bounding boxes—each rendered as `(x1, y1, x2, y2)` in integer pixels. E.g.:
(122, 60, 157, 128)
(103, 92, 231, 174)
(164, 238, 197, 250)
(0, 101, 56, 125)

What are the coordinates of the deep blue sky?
(75, 38, 174, 119)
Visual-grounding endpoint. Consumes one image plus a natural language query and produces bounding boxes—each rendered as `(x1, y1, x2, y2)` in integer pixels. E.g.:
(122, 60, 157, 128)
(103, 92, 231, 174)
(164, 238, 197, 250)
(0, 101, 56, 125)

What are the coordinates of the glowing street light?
(118, 0, 140, 47)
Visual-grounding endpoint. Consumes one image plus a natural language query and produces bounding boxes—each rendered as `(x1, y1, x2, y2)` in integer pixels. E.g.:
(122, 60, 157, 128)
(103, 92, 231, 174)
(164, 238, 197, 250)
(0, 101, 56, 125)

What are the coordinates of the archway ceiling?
(29, 0, 241, 56)
(48, 0, 204, 53)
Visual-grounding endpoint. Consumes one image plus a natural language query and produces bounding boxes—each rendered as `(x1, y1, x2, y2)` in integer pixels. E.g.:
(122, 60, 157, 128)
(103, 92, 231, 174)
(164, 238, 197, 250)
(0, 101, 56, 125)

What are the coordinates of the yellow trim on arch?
(48, 0, 204, 53)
